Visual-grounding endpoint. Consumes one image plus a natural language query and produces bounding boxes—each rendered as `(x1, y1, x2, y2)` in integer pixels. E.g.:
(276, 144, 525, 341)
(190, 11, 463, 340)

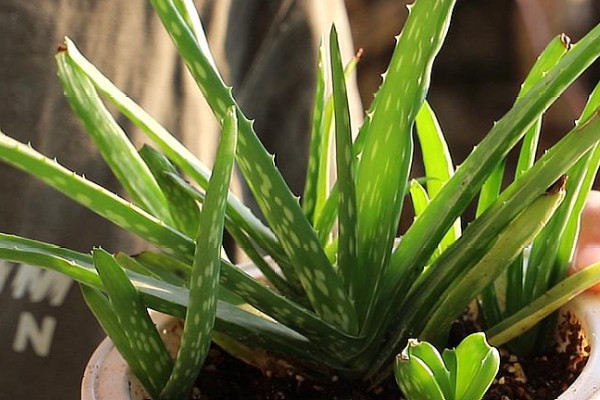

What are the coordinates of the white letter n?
(13, 312, 57, 357)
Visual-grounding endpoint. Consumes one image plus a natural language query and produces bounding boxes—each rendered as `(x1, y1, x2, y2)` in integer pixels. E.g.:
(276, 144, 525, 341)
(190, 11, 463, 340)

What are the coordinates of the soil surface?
(150, 315, 588, 400)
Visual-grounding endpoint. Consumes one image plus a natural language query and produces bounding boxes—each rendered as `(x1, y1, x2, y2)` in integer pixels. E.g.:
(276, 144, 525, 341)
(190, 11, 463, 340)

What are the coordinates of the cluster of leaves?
(395, 333, 499, 400)
(2, 0, 600, 399)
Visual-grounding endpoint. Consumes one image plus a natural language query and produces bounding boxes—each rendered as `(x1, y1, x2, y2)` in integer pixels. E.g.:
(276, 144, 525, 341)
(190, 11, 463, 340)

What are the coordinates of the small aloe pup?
(3, 0, 600, 399)
(395, 333, 500, 400)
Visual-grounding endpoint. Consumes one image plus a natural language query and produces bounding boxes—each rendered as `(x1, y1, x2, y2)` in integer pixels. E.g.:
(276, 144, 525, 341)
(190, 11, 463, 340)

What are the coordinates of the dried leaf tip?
(547, 174, 567, 195)
(354, 48, 364, 60)
(56, 43, 67, 53)
(560, 33, 572, 50)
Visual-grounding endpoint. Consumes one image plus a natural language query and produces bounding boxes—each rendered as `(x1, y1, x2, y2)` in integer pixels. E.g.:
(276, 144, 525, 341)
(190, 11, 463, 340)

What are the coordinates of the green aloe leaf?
(171, 0, 215, 67)
(409, 179, 430, 218)
(480, 34, 570, 325)
(415, 101, 455, 199)
(0, 132, 194, 257)
(147, 0, 357, 332)
(408, 179, 443, 264)
(61, 37, 286, 278)
(165, 171, 301, 295)
(376, 19, 600, 355)
(386, 23, 600, 299)
(330, 26, 359, 295)
(0, 233, 348, 370)
(116, 252, 186, 287)
(218, 258, 363, 361)
(303, 42, 326, 223)
(395, 345, 446, 400)
(395, 334, 497, 400)
(99, 185, 361, 362)
(56, 50, 171, 223)
(353, 0, 456, 320)
(92, 248, 173, 399)
(477, 35, 569, 217)
(420, 184, 565, 340)
(515, 34, 571, 177)
(313, 46, 362, 227)
(526, 78, 600, 298)
(512, 78, 600, 353)
(80, 285, 163, 397)
(408, 341, 452, 398)
(139, 145, 200, 238)
(0, 233, 99, 286)
(415, 101, 460, 253)
(161, 107, 237, 399)
(488, 261, 600, 346)
(364, 110, 600, 377)
(315, 184, 340, 243)
(443, 333, 500, 400)
(135, 251, 191, 282)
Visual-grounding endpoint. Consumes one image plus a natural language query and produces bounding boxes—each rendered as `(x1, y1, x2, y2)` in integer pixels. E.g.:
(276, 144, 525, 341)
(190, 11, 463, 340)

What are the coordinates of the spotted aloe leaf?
(139, 145, 200, 239)
(313, 45, 363, 228)
(116, 252, 186, 287)
(148, 0, 357, 332)
(92, 249, 173, 399)
(0, 233, 346, 371)
(218, 259, 363, 361)
(366, 111, 600, 378)
(314, 101, 371, 243)
(80, 285, 165, 398)
(303, 42, 326, 223)
(353, 0, 456, 321)
(61, 38, 285, 280)
(419, 184, 565, 341)
(377, 16, 600, 349)
(165, 171, 300, 296)
(134, 251, 191, 283)
(171, 0, 215, 68)
(330, 26, 358, 295)
(56, 49, 172, 224)
(0, 233, 99, 287)
(160, 107, 237, 399)
(0, 132, 193, 257)
(136, 248, 364, 361)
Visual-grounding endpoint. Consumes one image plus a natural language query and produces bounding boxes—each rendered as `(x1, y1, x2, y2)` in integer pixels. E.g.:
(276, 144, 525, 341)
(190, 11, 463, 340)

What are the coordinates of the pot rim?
(557, 292, 600, 400)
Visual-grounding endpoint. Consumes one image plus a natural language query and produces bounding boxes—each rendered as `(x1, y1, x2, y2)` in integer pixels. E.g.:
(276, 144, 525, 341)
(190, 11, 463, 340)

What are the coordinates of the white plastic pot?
(557, 293, 600, 400)
(81, 293, 600, 400)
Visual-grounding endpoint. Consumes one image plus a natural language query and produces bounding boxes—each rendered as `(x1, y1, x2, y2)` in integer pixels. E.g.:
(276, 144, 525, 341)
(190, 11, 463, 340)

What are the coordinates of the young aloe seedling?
(395, 333, 500, 400)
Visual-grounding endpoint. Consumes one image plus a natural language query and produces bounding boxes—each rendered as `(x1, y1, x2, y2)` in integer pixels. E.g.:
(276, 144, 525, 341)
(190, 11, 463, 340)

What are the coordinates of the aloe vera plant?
(2, 0, 600, 399)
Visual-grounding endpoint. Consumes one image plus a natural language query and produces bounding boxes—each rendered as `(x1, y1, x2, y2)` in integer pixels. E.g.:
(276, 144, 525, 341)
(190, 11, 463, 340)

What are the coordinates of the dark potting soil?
(152, 315, 588, 400)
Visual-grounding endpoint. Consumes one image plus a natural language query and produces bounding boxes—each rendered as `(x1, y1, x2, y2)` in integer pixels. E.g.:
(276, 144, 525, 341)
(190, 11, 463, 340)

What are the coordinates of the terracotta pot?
(81, 293, 600, 400)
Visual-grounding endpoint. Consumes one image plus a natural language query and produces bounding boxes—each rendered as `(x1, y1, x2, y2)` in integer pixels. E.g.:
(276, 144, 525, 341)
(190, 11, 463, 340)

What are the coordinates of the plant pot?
(81, 292, 600, 400)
